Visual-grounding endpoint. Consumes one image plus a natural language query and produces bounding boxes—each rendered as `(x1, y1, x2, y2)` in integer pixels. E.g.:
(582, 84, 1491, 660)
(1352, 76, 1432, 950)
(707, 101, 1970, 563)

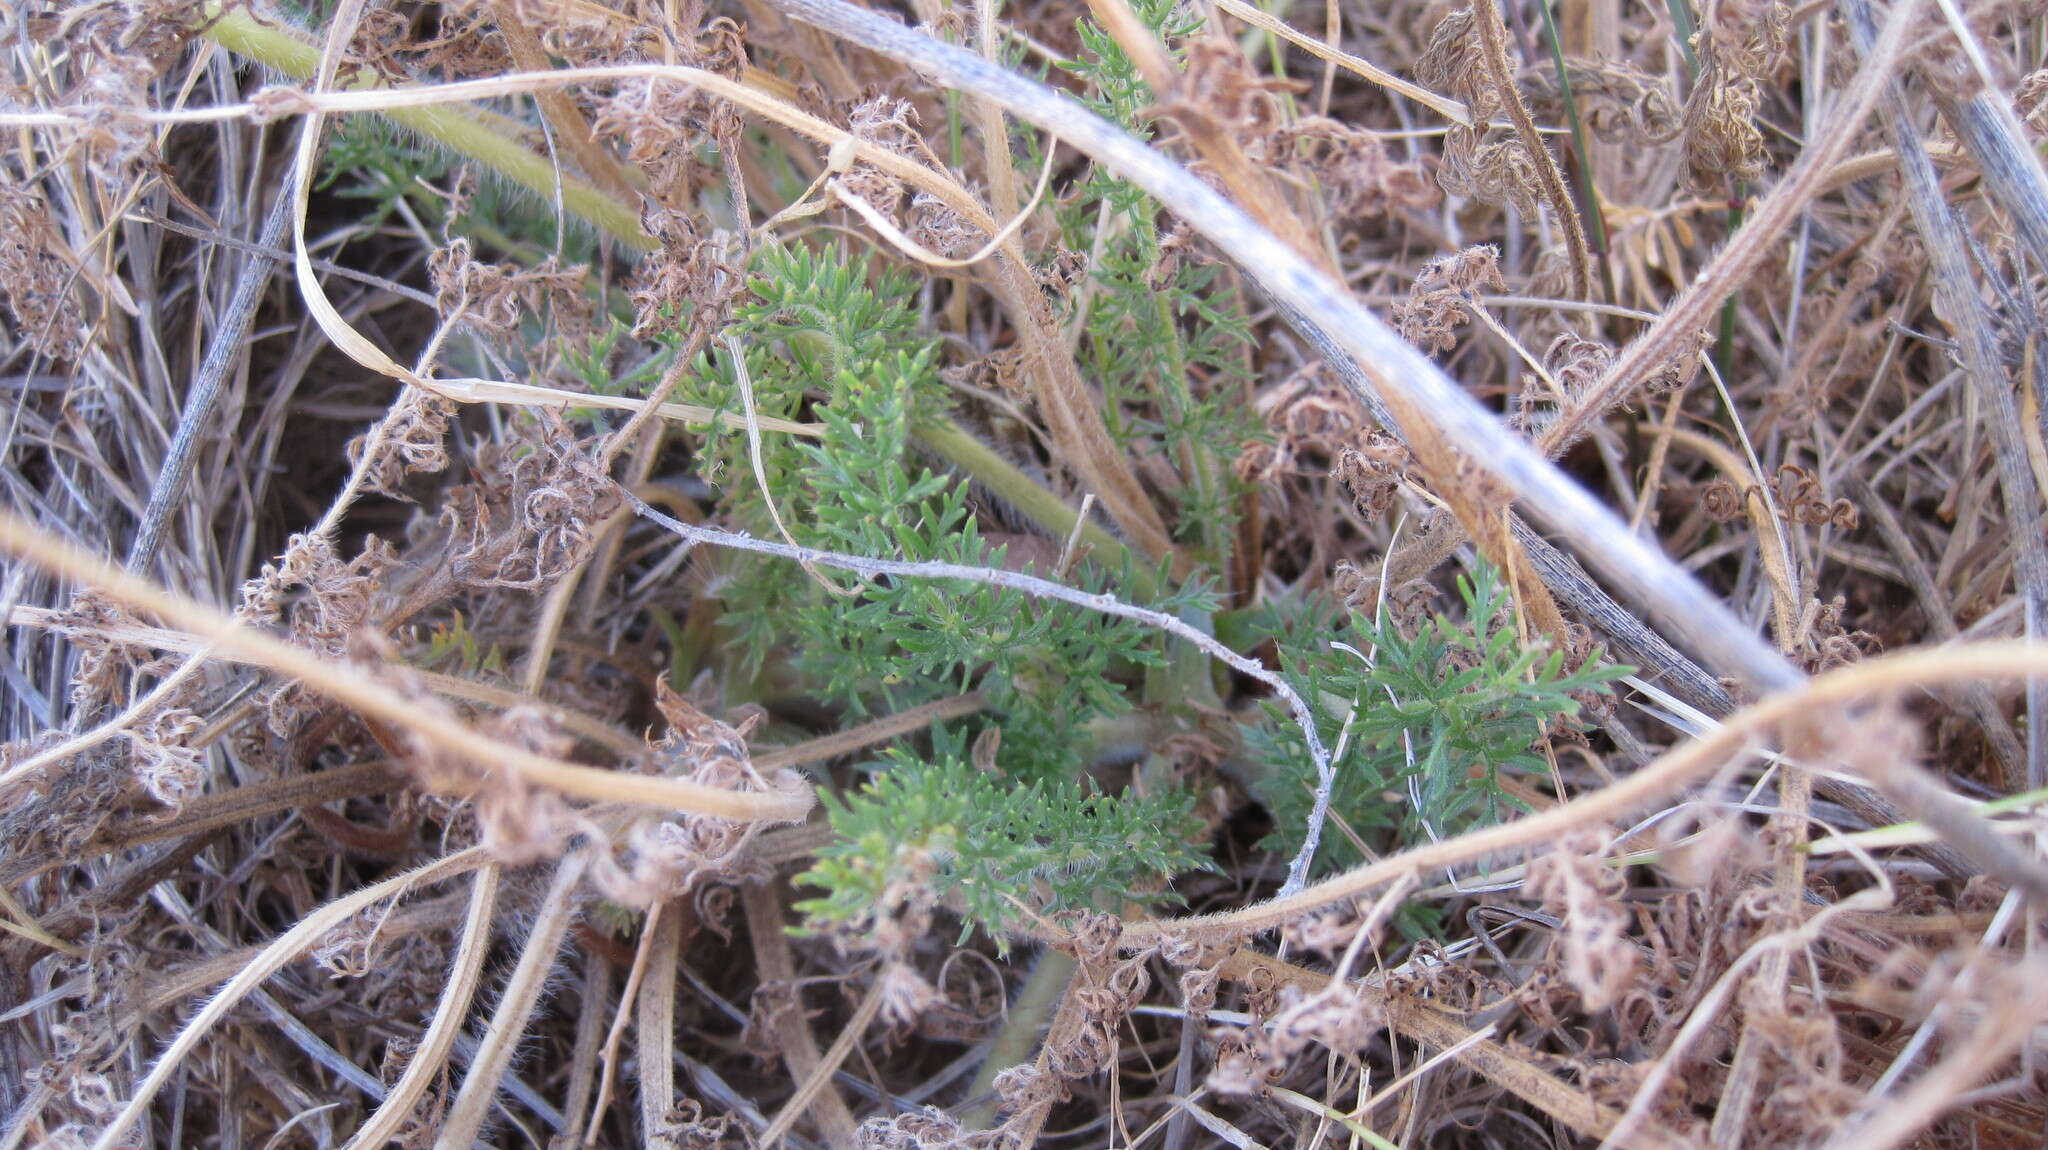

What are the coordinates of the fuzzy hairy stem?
(960, 948, 1074, 1130)
(1469, 0, 1593, 300)
(1210, 0, 1471, 122)
(341, 864, 500, 1150)
(994, 955, 1099, 1147)
(556, 945, 612, 1146)
(18, 760, 402, 880)
(437, 850, 589, 1148)
(943, 20, 1178, 565)
(980, 250, 1181, 568)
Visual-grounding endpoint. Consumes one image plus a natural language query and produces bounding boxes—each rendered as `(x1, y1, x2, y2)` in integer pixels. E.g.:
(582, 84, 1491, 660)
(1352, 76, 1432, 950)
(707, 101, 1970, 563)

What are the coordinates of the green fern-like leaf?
(794, 740, 1211, 949)
(1252, 564, 1631, 874)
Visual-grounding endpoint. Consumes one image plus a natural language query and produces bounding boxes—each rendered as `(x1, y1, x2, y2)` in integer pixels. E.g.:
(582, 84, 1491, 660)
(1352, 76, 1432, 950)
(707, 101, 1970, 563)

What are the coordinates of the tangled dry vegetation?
(5, 0, 2048, 1144)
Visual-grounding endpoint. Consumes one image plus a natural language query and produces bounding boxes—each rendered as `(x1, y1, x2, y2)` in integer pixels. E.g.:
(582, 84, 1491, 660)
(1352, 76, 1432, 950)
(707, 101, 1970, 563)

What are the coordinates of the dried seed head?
(127, 706, 206, 811)
(992, 1061, 1065, 1111)
(1332, 431, 1415, 518)
(907, 190, 979, 260)
(832, 93, 928, 228)
(1276, 117, 1440, 223)
(428, 239, 592, 342)
(1528, 58, 1685, 146)
(629, 205, 741, 338)
(347, 388, 457, 501)
(2019, 70, 2048, 133)
(1053, 909, 1123, 964)
(1684, 68, 1768, 188)
(1700, 478, 1746, 521)
(875, 960, 942, 1030)
(588, 684, 781, 906)
(1417, 8, 1498, 124)
(1395, 245, 1505, 354)
(1680, 0, 1789, 188)
(856, 1106, 970, 1150)
(1525, 829, 1639, 1010)
(647, 1097, 735, 1150)
(1204, 1027, 1275, 1097)
(0, 181, 86, 363)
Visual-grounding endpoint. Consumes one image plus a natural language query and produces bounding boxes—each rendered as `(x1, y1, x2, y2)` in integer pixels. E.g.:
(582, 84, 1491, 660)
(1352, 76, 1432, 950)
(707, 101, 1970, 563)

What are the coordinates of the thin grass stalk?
(1534, 0, 1616, 301)
(1842, 0, 2048, 790)
(765, 0, 1804, 699)
(88, 847, 490, 1150)
(436, 850, 590, 1148)
(126, 171, 294, 575)
(1118, 639, 2048, 947)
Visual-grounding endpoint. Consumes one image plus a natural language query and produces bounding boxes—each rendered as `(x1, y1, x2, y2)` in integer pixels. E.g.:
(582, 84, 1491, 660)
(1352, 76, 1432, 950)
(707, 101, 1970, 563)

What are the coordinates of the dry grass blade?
(633, 903, 683, 1149)
(13, 0, 2048, 1142)
(767, 0, 1801, 697)
(0, 508, 813, 819)
(87, 847, 489, 1150)
(1121, 639, 2048, 946)
(339, 864, 500, 1150)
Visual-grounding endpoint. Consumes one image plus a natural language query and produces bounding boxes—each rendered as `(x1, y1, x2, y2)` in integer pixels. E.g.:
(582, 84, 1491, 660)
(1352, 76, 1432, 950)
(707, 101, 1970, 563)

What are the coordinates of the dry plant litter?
(4, 0, 2048, 1146)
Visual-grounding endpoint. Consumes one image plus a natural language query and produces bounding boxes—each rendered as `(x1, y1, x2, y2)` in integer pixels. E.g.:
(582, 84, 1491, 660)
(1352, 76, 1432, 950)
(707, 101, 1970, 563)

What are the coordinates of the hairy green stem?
(960, 948, 1076, 1129)
(914, 418, 1157, 599)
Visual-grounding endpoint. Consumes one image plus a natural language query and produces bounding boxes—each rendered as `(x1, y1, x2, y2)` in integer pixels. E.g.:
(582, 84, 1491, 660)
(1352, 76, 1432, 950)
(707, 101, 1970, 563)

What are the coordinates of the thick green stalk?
(958, 949, 1075, 1130)
(1535, 0, 1617, 304)
(210, 3, 1197, 616)
(913, 418, 1157, 599)
(201, 5, 652, 249)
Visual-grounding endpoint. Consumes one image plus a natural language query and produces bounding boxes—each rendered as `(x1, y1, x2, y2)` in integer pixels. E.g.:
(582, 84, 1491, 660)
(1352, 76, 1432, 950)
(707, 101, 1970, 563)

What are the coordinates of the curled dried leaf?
(1394, 245, 1505, 354)
(1524, 830, 1639, 1010)
(1276, 116, 1440, 222)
